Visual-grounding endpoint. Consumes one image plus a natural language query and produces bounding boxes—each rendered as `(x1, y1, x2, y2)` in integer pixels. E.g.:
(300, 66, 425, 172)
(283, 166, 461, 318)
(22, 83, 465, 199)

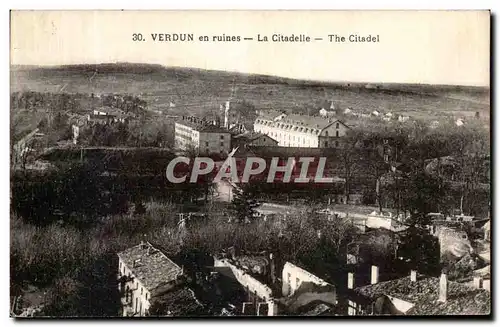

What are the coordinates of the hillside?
(11, 63, 490, 121)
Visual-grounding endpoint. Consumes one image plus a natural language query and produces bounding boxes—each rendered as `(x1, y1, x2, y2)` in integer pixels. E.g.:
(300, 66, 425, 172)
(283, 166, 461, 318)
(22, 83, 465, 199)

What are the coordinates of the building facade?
(175, 117, 231, 154)
(117, 242, 185, 317)
(253, 113, 350, 148)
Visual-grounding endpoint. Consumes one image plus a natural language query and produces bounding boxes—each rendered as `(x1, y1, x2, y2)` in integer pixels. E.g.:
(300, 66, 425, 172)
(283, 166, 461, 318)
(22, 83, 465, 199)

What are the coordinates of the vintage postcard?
(10, 10, 491, 318)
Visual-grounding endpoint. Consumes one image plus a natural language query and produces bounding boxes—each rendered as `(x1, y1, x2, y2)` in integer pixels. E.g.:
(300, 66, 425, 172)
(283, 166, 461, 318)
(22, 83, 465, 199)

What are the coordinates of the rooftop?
(176, 117, 230, 133)
(233, 132, 272, 142)
(257, 110, 286, 121)
(117, 242, 183, 292)
(354, 275, 490, 315)
(149, 286, 205, 317)
(256, 113, 348, 131)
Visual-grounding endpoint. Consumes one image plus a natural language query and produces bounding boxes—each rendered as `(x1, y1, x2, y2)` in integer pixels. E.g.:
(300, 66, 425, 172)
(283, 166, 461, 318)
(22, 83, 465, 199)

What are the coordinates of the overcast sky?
(10, 10, 490, 86)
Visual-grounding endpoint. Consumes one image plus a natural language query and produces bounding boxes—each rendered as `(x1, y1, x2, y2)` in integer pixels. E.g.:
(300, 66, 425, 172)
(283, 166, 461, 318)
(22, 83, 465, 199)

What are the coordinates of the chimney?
(410, 270, 417, 282)
(438, 273, 448, 303)
(473, 276, 483, 289)
(347, 272, 354, 289)
(371, 265, 379, 285)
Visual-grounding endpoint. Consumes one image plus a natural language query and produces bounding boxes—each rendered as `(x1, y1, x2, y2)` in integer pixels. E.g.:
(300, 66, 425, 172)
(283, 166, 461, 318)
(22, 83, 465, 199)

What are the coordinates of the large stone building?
(175, 117, 231, 154)
(253, 113, 350, 148)
(117, 242, 203, 317)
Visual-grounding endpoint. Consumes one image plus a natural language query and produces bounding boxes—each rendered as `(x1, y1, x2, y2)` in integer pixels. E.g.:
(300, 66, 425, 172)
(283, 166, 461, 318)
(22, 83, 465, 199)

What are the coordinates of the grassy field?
(11, 63, 490, 123)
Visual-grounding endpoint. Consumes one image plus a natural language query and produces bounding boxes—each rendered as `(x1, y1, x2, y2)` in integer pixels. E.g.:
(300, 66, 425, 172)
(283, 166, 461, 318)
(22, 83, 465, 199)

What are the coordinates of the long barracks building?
(253, 113, 350, 148)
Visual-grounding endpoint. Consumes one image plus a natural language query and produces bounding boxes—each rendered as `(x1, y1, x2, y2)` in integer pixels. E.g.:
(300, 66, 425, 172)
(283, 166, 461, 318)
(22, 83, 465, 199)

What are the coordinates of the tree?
(230, 185, 258, 223)
(395, 167, 442, 276)
(364, 145, 389, 212)
(339, 130, 364, 203)
(401, 168, 444, 225)
(397, 226, 440, 276)
(429, 124, 490, 215)
(321, 216, 357, 255)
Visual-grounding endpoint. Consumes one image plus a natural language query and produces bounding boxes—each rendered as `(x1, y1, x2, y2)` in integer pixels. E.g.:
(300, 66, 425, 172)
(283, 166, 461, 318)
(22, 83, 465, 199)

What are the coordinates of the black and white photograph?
(9, 10, 491, 318)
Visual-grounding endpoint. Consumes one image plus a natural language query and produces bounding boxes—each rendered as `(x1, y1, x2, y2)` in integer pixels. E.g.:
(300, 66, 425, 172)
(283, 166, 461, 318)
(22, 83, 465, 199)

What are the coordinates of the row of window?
(257, 130, 341, 147)
(175, 124, 194, 134)
(255, 121, 341, 132)
(205, 141, 225, 147)
(324, 141, 340, 147)
(175, 133, 192, 141)
(324, 129, 341, 136)
(258, 129, 340, 141)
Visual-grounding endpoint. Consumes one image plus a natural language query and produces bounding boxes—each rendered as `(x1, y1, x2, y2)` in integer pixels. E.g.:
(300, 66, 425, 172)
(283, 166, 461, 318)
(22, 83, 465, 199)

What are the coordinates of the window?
(336, 123, 340, 129)
(325, 131, 328, 136)
(205, 141, 209, 147)
(296, 277, 300, 287)
(324, 141, 328, 147)
(220, 142, 224, 146)
(135, 298, 138, 313)
(141, 287, 143, 295)
(220, 135, 224, 140)
(336, 131, 339, 137)
(335, 141, 339, 147)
